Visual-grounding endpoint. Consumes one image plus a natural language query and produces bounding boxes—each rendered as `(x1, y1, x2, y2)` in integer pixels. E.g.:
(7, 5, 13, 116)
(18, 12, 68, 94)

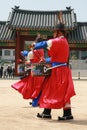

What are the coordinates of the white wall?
(1, 49, 15, 61)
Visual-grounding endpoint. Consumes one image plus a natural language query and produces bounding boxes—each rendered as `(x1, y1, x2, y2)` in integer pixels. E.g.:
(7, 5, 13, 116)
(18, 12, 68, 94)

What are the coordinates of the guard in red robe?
(34, 23, 76, 120)
(11, 37, 45, 106)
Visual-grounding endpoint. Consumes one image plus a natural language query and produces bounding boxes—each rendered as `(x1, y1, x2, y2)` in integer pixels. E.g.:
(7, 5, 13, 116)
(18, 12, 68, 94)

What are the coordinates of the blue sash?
(52, 62, 67, 67)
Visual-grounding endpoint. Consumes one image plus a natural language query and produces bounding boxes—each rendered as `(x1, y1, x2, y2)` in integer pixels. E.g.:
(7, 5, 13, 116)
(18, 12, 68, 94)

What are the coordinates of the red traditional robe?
(11, 49, 44, 99)
(37, 36, 76, 109)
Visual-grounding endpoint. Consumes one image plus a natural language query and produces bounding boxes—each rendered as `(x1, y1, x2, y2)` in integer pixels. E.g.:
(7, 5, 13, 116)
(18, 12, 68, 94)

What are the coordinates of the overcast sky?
(0, 0, 87, 22)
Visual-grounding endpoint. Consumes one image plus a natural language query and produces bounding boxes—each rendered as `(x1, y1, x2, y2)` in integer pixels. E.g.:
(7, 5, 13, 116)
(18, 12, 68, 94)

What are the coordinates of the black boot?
(58, 108, 73, 120)
(37, 108, 52, 119)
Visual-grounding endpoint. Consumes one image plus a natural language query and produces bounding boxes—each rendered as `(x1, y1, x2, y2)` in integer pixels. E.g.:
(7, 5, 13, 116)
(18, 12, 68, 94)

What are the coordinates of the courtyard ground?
(0, 79, 87, 130)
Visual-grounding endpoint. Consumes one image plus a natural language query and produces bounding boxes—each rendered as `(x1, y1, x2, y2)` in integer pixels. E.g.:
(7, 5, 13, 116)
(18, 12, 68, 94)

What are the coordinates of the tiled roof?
(0, 21, 6, 28)
(0, 21, 15, 42)
(68, 22, 87, 43)
(7, 7, 76, 30)
(0, 7, 87, 44)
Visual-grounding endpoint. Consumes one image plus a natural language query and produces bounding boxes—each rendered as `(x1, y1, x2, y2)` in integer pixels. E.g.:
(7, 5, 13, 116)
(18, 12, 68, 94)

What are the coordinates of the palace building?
(0, 6, 87, 76)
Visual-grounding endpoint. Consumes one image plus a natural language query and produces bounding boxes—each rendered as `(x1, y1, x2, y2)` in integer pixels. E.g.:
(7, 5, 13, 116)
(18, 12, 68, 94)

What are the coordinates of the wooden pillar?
(15, 30, 21, 76)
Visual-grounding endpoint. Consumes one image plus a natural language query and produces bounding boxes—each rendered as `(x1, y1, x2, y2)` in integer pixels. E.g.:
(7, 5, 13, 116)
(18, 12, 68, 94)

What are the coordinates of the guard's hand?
(28, 42, 36, 50)
(39, 57, 45, 63)
(25, 61, 30, 65)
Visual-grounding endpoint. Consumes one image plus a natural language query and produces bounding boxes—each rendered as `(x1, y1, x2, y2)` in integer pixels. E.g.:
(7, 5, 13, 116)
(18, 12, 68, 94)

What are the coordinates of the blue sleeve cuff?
(34, 41, 47, 49)
(21, 50, 28, 56)
(45, 57, 51, 63)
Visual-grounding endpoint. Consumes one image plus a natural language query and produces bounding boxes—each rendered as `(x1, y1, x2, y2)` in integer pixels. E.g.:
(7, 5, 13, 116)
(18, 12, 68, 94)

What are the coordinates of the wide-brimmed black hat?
(54, 23, 65, 31)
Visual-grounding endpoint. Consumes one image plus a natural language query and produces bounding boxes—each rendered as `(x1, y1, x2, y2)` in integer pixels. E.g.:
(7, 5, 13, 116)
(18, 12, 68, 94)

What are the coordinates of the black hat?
(54, 23, 65, 31)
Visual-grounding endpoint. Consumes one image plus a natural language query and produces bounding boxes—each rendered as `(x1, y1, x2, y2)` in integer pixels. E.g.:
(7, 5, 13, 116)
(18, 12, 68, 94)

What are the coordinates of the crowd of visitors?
(0, 66, 15, 78)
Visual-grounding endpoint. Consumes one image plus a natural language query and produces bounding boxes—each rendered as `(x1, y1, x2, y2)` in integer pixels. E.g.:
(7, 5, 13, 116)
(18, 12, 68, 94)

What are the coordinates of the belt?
(52, 62, 67, 67)
(44, 62, 67, 73)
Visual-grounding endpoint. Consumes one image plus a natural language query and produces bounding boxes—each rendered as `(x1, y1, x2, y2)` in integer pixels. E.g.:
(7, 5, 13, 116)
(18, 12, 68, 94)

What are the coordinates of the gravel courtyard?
(0, 79, 87, 130)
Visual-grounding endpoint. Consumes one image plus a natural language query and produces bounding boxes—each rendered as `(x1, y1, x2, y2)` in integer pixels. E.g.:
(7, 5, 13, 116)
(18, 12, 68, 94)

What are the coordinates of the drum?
(31, 62, 52, 76)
